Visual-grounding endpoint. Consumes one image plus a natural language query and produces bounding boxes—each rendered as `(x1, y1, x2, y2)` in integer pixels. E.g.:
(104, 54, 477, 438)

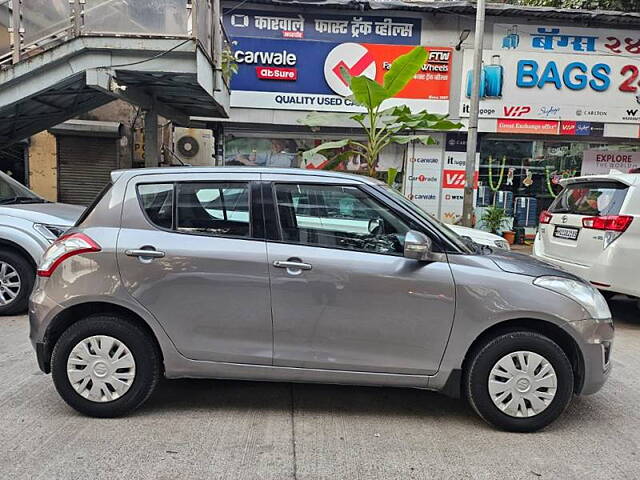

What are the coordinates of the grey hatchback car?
(29, 168, 613, 431)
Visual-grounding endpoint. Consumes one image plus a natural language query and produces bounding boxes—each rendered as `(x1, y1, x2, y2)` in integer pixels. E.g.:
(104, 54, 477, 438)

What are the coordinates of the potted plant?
(482, 206, 515, 243)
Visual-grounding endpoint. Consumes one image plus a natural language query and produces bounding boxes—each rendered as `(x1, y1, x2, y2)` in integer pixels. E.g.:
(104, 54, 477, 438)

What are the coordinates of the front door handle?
(125, 249, 165, 259)
(273, 260, 312, 271)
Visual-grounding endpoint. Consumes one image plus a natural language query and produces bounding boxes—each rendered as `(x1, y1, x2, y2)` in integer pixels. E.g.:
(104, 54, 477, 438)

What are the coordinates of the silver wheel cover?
(0, 261, 21, 306)
(488, 351, 557, 418)
(67, 335, 136, 403)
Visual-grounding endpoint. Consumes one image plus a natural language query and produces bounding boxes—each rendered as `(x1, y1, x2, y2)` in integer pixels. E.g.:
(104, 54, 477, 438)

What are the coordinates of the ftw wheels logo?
(442, 170, 479, 189)
(324, 43, 376, 96)
(503, 105, 531, 117)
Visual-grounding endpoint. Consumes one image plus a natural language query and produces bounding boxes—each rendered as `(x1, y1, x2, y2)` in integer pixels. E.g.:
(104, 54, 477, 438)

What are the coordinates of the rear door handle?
(273, 260, 312, 271)
(125, 249, 165, 258)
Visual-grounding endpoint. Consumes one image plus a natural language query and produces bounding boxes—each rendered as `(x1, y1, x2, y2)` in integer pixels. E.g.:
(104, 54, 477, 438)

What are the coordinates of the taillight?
(582, 215, 633, 232)
(539, 210, 553, 224)
(37, 233, 101, 277)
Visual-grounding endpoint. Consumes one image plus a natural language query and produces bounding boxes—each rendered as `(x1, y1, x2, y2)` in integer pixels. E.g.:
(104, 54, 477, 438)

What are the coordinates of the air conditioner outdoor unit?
(172, 127, 215, 166)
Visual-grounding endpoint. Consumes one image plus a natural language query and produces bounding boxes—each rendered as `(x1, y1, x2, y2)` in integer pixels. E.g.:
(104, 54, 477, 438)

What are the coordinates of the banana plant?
(300, 46, 462, 178)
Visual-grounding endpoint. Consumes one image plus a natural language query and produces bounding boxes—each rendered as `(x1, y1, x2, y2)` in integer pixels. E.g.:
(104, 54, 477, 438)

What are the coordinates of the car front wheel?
(51, 315, 161, 417)
(465, 331, 574, 432)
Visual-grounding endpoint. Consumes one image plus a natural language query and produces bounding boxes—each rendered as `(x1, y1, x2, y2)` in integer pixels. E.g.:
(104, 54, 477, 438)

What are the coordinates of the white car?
(448, 224, 511, 251)
(534, 172, 639, 299)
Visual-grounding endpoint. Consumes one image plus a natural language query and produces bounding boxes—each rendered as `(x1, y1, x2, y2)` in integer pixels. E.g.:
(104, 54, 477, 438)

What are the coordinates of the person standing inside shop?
(235, 139, 297, 167)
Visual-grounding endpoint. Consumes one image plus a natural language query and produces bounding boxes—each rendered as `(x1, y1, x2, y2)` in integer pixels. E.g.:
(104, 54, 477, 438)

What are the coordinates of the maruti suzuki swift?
(29, 168, 613, 432)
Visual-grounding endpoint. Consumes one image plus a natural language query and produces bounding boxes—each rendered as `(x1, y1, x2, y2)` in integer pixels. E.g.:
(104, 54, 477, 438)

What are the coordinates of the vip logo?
(503, 105, 531, 117)
(443, 170, 479, 189)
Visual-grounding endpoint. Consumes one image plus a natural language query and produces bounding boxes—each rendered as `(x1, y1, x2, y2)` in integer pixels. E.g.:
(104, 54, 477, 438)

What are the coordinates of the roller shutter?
(57, 136, 118, 206)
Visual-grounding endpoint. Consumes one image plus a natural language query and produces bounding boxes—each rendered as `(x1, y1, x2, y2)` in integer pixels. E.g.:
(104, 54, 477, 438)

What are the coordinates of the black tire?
(464, 331, 574, 433)
(599, 290, 616, 301)
(51, 315, 161, 417)
(0, 249, 34, 316)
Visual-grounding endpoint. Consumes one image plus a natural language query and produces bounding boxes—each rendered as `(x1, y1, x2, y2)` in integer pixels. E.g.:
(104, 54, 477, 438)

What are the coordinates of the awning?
(49, 120, 124, 138)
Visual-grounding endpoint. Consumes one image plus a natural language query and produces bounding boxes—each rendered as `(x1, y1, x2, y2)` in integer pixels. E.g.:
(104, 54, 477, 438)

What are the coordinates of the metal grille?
(57, 136, 117, 206)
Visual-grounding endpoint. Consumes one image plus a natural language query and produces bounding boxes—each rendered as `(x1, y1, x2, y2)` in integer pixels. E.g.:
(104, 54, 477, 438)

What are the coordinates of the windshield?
(0, 171, 44, 204)
(380, 185, 474, 253)
(549, 181, 628, 217)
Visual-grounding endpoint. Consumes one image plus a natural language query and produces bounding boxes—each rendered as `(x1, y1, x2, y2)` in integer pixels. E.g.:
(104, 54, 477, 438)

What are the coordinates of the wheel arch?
(42, 301, 165, 374)
(0, 238, 38, 270)
(445, 318, 585, 399)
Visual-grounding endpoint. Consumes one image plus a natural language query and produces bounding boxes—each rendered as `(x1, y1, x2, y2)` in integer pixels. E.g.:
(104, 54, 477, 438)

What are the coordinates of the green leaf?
(302, 139, 351, 162)
(387, 167, 399, 187)
(383, 46, 428, 97)
(350, 76, 390, 110)
(389, 135, 436, 145)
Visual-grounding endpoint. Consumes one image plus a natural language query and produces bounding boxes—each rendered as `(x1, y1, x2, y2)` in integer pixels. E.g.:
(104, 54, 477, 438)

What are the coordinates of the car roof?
(560, 171, 640, 187)
(110, 167, 382, 185)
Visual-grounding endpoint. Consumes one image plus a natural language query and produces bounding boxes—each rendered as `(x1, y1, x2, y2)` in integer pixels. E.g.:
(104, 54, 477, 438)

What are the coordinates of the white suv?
(534, 172, 639, 300)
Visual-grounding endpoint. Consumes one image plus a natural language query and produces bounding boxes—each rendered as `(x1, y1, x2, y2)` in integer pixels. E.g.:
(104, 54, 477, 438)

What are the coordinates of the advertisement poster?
(459, 49, 640, 124)
(403, 134, 479, 223)
(231, 38, 452, 113)
(224, 10, 451, 114)
(581, 150, 640, 175)
(403, 134, 444, 217)
(440, 133, 479, 224)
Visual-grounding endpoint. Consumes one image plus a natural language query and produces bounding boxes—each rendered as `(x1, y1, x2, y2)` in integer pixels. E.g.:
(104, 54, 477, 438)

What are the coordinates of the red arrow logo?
(332, 51, 375, 87)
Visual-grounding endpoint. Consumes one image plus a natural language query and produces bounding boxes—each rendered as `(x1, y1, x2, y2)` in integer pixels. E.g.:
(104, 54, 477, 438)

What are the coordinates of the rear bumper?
(29, 280, 64, 374)
(533, 238, 640, 298)
(35, 342, 50, 373)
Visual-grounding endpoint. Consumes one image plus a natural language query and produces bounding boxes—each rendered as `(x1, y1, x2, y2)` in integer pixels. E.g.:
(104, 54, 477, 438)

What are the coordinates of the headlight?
(493, 239, 511, 251)
(533, 275, 611, 320)
(33, 223, 69, 242)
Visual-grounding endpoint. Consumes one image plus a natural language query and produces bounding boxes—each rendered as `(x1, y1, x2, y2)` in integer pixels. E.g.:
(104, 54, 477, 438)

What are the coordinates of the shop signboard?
(231, 37, 452, 112)
(493, 23, 640, 58)
(581, 150, 640, 175)
(224, 10, 421, 44)
(459, 49, 640, 124)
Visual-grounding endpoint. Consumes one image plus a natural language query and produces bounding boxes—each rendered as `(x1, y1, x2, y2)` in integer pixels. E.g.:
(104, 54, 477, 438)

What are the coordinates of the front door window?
(274, 183, 420, 256)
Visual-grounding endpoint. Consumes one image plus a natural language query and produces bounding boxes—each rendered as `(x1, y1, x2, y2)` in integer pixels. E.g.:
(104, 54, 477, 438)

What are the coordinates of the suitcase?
(476, 185, 492, 207)
(495, 191, 514, 217)
(466, 67, 487, 98)
(484, 56, 504, 98)
(514, 197, 538, 227)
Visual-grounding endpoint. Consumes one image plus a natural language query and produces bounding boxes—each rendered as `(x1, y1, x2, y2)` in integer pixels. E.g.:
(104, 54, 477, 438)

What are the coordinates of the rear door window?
(176, 182, 250, 237)
(549, 181, 628, 217)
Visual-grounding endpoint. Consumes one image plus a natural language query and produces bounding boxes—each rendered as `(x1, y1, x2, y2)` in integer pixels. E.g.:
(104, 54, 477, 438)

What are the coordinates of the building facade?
(208, 1, 640, 235)
(5, 1, 639, 230)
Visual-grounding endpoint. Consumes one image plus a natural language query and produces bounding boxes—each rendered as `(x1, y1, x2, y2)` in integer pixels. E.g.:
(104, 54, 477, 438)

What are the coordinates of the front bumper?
(569, 318, 614, 395)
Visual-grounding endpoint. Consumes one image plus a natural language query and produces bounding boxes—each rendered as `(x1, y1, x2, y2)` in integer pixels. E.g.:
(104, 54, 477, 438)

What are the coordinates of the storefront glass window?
(223, 136, 405, 174)
(478, 138, 640, 231)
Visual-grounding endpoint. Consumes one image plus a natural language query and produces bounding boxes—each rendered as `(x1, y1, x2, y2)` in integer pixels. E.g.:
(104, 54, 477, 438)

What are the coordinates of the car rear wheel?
(0, 249, 33, 316)
(465, 331, 574, 432)
(51, 315, 161, 417)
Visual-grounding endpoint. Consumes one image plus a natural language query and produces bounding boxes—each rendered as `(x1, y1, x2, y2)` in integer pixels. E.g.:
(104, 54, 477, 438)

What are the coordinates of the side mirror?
(404, 230, 434, 261)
